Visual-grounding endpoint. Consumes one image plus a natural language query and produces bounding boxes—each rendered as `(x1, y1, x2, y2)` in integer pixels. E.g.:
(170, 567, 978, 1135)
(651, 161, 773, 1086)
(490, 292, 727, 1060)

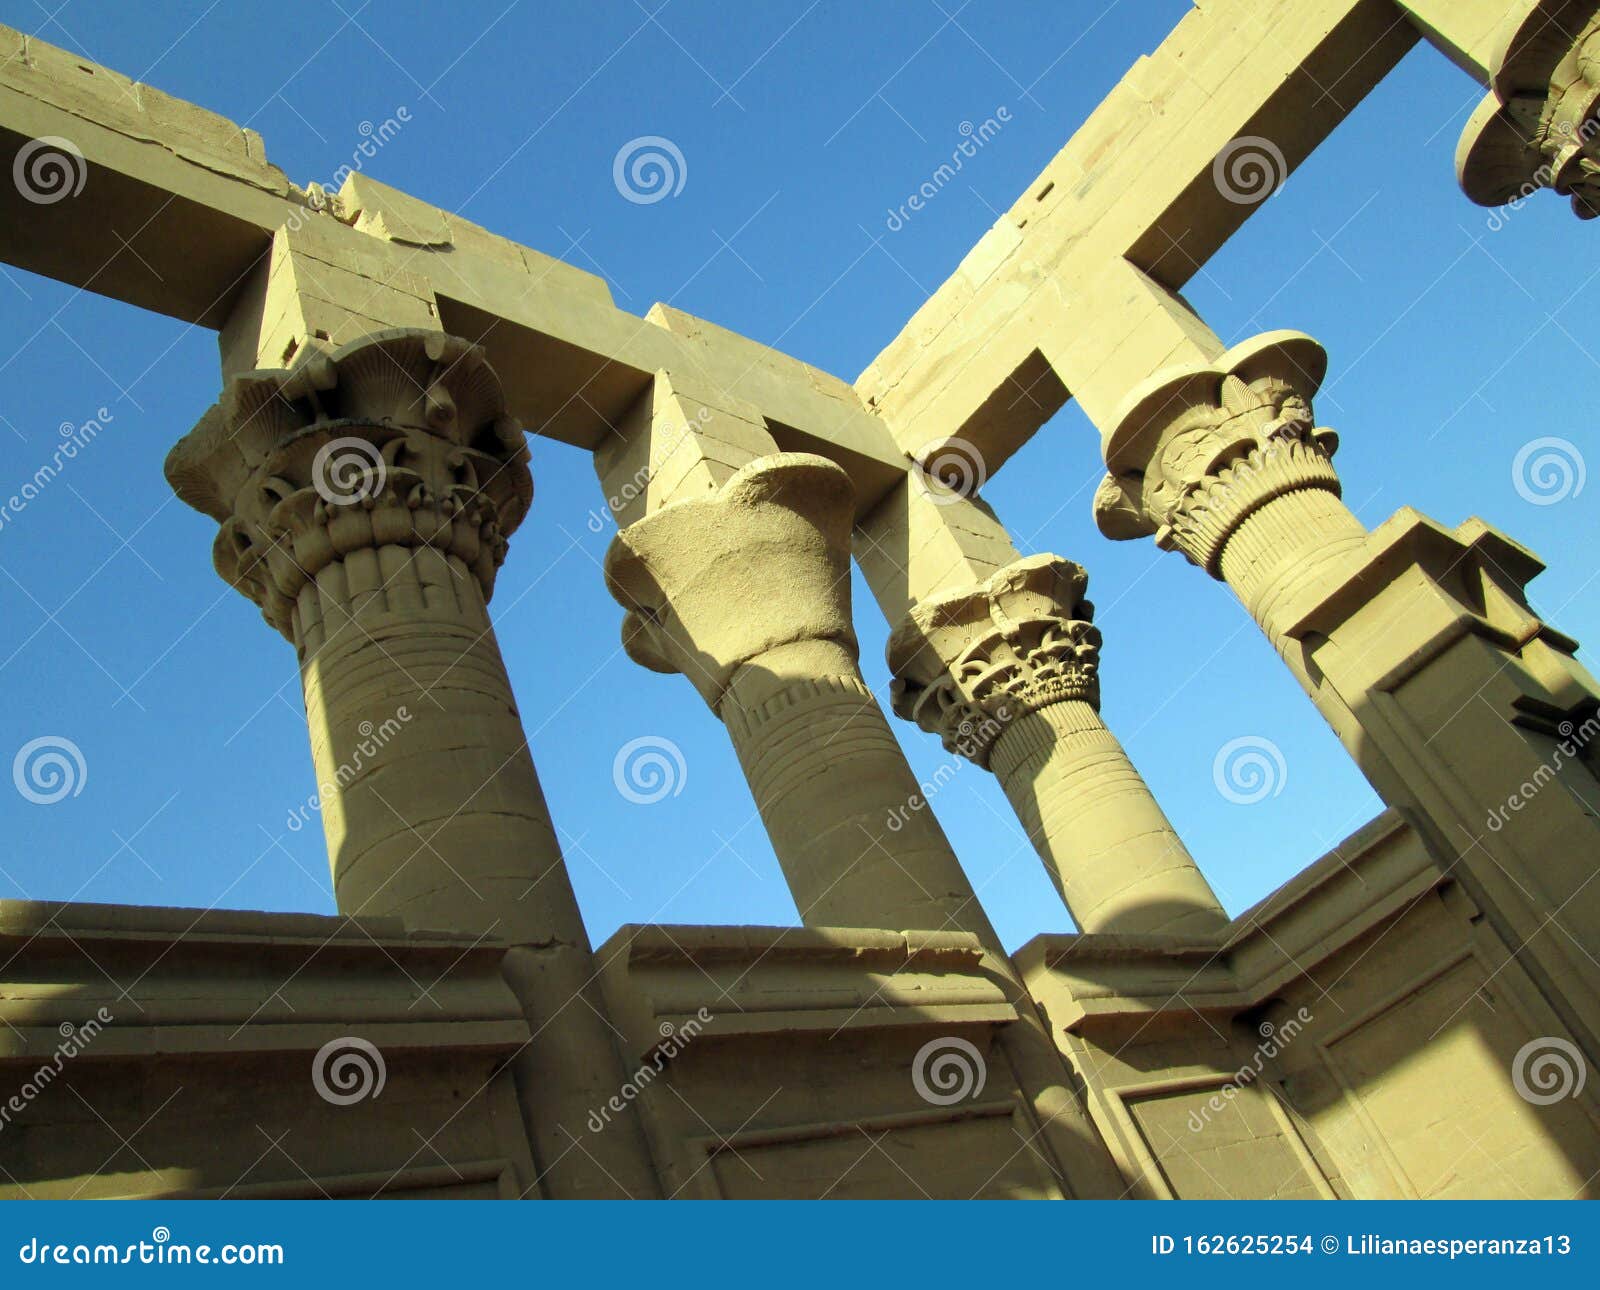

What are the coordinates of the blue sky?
(1, 0, 1594, 954)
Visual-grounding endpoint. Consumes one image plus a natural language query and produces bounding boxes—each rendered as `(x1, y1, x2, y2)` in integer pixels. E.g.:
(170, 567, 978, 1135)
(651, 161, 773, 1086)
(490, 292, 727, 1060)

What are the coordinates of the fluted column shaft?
(1218, 478, 1370, 655)
(296, 550, 580, 940)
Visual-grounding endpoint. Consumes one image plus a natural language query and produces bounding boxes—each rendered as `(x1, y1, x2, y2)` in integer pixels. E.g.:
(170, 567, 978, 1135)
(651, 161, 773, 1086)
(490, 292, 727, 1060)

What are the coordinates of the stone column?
(605, 451, 993, 934)
(165, 328, 658, 1198)
(1094, 330, 1364, 670)
(601, 422, 1124, 1196)
(1441, 0, 1600, 219)
(1091, 327, 1600, 1064)
(888, 554, 1228, 939)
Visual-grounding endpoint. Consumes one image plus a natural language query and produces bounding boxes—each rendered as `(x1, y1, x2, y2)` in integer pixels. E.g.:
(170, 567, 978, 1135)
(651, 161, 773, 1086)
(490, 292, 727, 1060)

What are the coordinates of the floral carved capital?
(603, 453, 859, 712)
(1092, 331, 1341, 577)
(886, 555, 1101, 769)
(164, 329, 531, 640)
(1457, 1, 1600, 220)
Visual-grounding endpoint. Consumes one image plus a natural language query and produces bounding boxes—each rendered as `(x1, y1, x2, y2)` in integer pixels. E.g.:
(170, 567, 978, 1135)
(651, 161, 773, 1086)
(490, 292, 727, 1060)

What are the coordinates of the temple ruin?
(2, 0, 1599, 1199)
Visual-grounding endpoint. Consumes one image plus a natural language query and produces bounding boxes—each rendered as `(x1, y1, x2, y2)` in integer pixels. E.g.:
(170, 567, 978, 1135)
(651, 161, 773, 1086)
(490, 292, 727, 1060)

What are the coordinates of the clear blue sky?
(1, 1, 1594, 953)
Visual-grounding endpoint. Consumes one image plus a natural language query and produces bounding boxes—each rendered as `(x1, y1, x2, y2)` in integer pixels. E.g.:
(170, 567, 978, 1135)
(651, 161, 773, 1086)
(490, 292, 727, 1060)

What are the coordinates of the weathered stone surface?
(3, 2, 1598, 1204)
(1453, 1, 1600, 217)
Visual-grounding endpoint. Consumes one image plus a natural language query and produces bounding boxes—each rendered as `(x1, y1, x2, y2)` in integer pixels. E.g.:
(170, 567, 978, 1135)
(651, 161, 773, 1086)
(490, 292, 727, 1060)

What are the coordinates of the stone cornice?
(1014, 809, 1438, 1031)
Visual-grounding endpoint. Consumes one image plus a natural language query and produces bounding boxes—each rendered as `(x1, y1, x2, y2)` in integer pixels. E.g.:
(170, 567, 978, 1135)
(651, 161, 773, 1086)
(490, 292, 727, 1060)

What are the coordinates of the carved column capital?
(886, 554, 1100, 769)
(603, 453, 858, 711)
(1092, 330, 1341, 576)
(1457, 1, 1600, 219)
(165, 328, 532, 641)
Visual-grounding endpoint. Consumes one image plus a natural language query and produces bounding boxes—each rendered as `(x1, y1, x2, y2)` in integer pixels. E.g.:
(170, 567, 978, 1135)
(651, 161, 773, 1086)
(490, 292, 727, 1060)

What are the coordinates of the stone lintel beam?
(887, 554, 1229, 939)
(165, 327, 657, 1198)
(853, 468, 1024, 627)
(0, 26, 907, 512)
(854, 0, 1417, 475)
(1453, 1, 1600, 218)
(594, 369, 781, 530)
(1396, 0, 1534, 82)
